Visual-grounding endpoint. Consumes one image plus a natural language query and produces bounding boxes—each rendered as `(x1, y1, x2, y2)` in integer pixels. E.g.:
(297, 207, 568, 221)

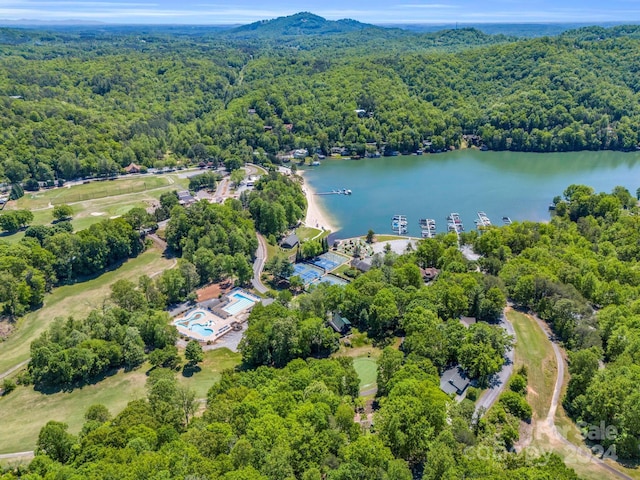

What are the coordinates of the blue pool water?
(190, 323, 214, 337)
(223, 293, 257, 315)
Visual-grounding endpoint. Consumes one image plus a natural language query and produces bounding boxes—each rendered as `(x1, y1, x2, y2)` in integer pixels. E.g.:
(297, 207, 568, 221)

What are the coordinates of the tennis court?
(291, 263, 325, 284)
(310, 252, 348, 272)
(310, 274, 349, 287)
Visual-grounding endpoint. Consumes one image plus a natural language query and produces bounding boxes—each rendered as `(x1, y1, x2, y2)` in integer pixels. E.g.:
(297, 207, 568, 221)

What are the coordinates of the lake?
(301, 150, 640, 239)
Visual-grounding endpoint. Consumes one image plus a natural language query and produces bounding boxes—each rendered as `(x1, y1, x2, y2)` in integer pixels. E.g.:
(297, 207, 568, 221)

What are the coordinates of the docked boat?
(392, 215, 408, 234)
(502, 216, 512, 225)
(311, 161, 321, 166)
(477, 211, 491, 228)
(447, 213, 464, 233)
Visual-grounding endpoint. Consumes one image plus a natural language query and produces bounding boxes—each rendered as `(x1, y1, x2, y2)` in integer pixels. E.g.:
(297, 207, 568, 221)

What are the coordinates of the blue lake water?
(301, 150, 640, 238)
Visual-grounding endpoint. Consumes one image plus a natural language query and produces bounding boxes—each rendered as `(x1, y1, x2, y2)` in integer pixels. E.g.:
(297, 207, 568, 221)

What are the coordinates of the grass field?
(352, 357, 378, 392)
(16, 177, 170, 209)
(509, 310, 557, 420)
(0, 173, 191, 243)
(0, 349, 241, 454)
(508, 310, 639, 480)
(177, 348, 241, 399)
(0, 246, 174, 375)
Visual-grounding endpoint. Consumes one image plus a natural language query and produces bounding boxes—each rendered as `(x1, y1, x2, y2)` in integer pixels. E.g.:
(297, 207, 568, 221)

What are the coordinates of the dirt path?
(0, 451, 34, 460)
(0, 359, 29, 381)
(530, 314, 633, 480)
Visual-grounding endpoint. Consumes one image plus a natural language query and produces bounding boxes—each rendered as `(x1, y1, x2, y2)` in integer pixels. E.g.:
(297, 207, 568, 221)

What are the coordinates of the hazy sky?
(1, 0, 640, 24)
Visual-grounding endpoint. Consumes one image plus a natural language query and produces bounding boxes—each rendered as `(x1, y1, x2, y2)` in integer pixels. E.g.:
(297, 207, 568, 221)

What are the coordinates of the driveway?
(474, 310, 516, 418)
(251, 233, 268, 294)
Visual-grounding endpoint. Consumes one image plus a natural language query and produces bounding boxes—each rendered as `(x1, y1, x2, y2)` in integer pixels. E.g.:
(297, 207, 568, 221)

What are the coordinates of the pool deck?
(173, 289, 260, 342)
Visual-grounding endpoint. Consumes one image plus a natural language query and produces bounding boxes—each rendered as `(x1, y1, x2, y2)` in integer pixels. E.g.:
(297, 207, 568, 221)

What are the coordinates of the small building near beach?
(281, 233, 299, 249)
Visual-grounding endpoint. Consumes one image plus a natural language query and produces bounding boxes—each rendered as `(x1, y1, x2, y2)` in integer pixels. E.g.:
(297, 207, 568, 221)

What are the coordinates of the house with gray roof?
(440, 366, 471, 396)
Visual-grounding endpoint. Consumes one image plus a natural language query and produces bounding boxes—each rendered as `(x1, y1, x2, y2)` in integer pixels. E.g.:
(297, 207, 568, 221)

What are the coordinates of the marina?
(316, 188, 352, 195)
(300, 150, 640, 239)
(447, 212, 464, 234)
(419, 218, 436, 238)
(475, 211, 492, 228)
(392, 214, 408, 234)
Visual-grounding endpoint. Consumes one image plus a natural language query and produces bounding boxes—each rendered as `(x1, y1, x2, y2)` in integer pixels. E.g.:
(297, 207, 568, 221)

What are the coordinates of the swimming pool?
(223, 292, 257, 315)
(190, 323, 214, 337)
(173, 309, 216, 338)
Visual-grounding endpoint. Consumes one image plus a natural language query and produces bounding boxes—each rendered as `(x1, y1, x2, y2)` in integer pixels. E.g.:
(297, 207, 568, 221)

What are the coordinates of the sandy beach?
(298, 171, 338, 233)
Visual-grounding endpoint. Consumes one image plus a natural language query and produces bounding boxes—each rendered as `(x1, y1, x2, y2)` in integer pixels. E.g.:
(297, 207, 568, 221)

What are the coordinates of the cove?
(301, 150, 640, 239)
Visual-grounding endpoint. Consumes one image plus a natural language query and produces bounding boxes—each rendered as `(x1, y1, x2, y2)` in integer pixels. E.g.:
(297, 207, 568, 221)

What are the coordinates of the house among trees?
(177, 190, 196, 206)
(420, 267, 439, 282)
(280, 233, 299, 249)
(351, 258, 372, 272)
(440, 366, 471, 396)
(124, 163, 142, 174)
(328, 312, 351, 335)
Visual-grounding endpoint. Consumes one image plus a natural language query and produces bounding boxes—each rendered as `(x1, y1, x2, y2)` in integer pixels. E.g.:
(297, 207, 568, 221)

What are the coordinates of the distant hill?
(226, 12, 381, 38)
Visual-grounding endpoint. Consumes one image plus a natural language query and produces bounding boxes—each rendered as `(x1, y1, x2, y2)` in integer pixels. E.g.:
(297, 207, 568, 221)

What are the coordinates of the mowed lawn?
(0, 367, 149, 454)
(0, 246, 174, 375)
(0, 349, 241, 454)
(507, 310, 636, 480)
(508, 309, 557, 420)
(352, 356, 378, 392)
(0, 173, 191, 243)
(177, 348, 242, 399)
(15, 176, 171, 209)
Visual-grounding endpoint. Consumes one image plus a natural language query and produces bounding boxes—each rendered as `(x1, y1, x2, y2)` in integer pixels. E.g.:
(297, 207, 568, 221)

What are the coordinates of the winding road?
(474, 311, 516, 417)
(251, 233, 268, 294)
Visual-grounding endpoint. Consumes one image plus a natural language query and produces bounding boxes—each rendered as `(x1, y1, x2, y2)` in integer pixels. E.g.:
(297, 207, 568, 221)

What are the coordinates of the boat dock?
(419, 218, 436, 238)
(447, 212, 464, 234)
(392, 214, 408, 235)
(316, 188, 352, 195)
(476, 211, 491, 228)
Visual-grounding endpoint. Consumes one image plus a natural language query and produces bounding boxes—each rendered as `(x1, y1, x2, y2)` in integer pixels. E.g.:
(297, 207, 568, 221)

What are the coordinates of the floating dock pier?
(476, 211, 492, 228)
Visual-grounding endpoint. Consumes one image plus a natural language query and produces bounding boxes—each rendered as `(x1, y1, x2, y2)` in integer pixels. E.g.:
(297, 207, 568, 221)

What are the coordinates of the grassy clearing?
(0, 173, 191, 244)
(508, 310, 637, 480)
(0, 349, 241, 454)
(0, 367, 149, 454)
(177, 348, 241, 399)
(352, 357, 378, 392)
(296, 226, 322, 242)
(15, 177, 169, 210)
(508, 310, 557, 420)
(0, 246, 173, 374)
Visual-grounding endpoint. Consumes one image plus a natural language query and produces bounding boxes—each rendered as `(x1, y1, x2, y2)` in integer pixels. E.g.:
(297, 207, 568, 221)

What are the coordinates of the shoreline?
(297, 170, 338, 234)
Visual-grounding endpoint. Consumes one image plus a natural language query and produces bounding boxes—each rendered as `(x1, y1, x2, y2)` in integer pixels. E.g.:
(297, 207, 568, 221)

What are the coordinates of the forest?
(1, 18, 640, 188)
(7, 172, 640, 477)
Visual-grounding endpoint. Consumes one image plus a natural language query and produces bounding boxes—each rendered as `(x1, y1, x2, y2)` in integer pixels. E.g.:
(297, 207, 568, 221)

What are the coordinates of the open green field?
(177, 348, 241, 399)
(0, 246, 174, 375)
(0, 367, 149, 454)
(352, 357, 378, 392)
(0, 173, 191, 243)
(508, 309, 638, 480)
(508, 309, 557, 420)
(16, 177, 170, 209)
(0, 349, 240, 454)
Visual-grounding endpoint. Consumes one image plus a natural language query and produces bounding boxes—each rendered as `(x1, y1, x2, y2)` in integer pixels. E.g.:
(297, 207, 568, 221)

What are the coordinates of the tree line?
(2, 25, 640, 189)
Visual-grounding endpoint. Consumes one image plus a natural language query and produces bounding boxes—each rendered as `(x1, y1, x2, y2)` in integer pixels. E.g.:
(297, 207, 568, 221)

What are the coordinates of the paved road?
(530, 314, 633, 480)
(474, 311, 516, 418)
(251, 233, 268, 294)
